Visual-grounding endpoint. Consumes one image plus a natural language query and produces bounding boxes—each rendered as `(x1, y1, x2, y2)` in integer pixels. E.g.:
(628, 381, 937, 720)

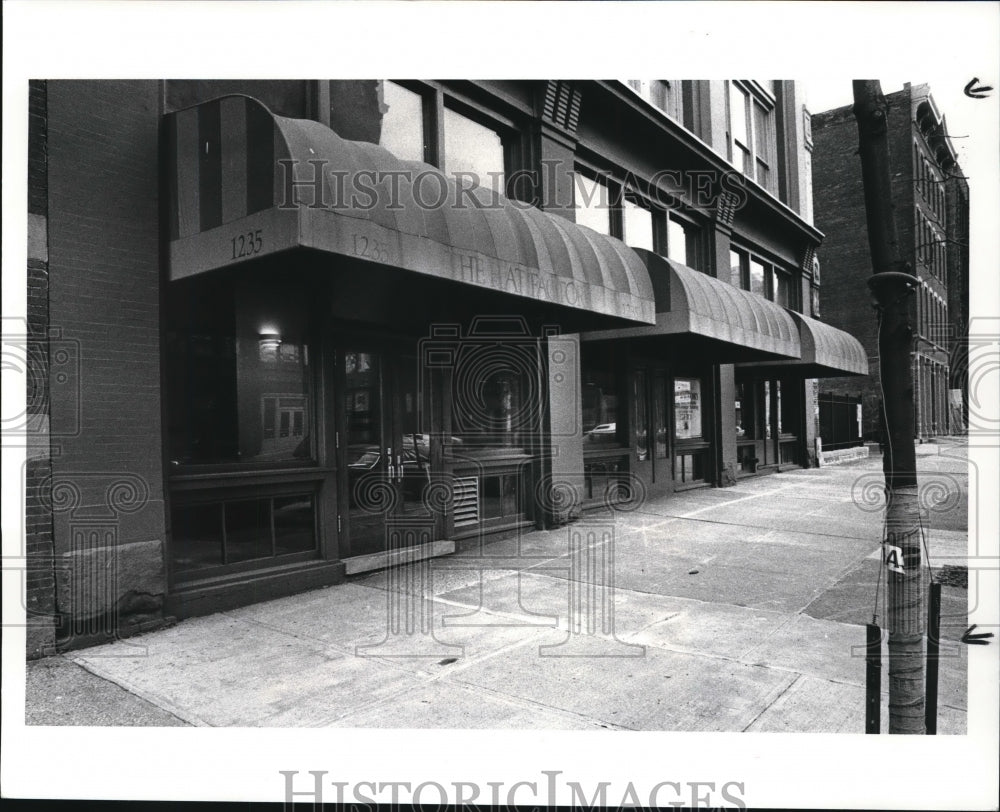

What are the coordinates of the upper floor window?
(622, 197, 654, 252)
(728, 81, 777, 194)
(443, 107, 506, 193)
(574, 172, 613, 235)
(772, 268, 793, 308)
(731, 245, 799, 310)
(749, 257, 767, 297)
(667, 214, 703, 269)
(576, 167, 706, 270)
(378, 81, 427, 163)
(624, 79, 682, 121)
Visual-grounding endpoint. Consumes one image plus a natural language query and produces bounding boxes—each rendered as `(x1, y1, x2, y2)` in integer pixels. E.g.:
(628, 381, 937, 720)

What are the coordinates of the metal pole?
(853, 80, 925, 734)
(866, 622, 882, 734)
(925, 581, 942, 734)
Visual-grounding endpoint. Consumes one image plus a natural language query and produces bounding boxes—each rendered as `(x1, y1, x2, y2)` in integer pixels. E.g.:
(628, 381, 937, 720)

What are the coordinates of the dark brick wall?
(46, 81, 167, 633)
(29, 81, 48, 217)
(945, 178, 970, 394)
(26, 80, 57, 657)
(812, 89, 926, 441)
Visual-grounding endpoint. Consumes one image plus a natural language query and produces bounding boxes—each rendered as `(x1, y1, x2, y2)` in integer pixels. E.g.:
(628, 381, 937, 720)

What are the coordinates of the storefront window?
(167, 278, 313, 467)
(653, 375, 668, 458)
(775, 379, 783, 434)
(582, 345, 620, 445)
(170, 492, 316, 574)
(674, 378, 703, 440)
(735, 381, 755, 439)
(344, 351, 381, 468)
(634, 370, 649, 461)
(482, 474, 521, 519)
(378, 81, 426, 163)
(450, 337, 534, 450)
(444, 107, 505, 193)
(764, 382, 772, 439)
(779, 378, 798, 436)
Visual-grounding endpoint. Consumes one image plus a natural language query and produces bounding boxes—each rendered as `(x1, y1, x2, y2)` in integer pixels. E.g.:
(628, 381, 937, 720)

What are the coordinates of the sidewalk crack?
(740, 672, 803, 732)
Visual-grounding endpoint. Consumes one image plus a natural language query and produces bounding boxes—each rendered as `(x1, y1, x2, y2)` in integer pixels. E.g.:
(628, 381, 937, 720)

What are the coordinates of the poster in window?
(674, 378, 703, 440)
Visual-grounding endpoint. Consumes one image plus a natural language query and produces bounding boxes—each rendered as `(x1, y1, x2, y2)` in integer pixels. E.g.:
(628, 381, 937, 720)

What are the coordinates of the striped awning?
(581, 249, 801, 362)
(738, 310, 869, 377)
(166, 95, 656, 325)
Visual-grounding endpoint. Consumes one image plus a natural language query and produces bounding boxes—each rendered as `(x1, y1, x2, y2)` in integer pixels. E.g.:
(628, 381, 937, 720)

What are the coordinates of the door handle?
(386, 447, 394, 481)
(396, 454, 403, 484)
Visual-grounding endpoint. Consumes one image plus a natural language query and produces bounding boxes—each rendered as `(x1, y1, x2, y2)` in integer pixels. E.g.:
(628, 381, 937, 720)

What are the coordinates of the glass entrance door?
(344, 349, 387, 556)
(342, 346, 432, 558)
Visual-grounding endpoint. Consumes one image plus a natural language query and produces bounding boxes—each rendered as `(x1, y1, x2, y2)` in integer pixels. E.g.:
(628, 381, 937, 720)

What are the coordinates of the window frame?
(730, 242, 801, 311)
(573, 168, 618, 237)
(441, 100, 512, 194)
(165, 276, 321, 475)
(378, 80, 434, 165)
(375, 81, 528, 197)
(727, 80, 778, 193)
(622, 79, 683, 121)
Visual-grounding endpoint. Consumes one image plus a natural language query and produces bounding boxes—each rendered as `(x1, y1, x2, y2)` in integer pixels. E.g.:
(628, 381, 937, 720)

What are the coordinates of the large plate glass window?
(674, 376, 708, 485)
(633, 370, 649, 461)
(581, 344, 627, 503)
(674, 378, 703, 440)
(167, 277, 314, 467)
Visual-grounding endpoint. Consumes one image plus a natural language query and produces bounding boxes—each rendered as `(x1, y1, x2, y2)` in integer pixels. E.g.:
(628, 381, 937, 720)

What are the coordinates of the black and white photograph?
(2, 2, 998, 809)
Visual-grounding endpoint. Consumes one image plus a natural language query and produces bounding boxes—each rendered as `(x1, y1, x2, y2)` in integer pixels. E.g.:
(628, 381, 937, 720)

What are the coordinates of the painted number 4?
(883, 543, 905, 574)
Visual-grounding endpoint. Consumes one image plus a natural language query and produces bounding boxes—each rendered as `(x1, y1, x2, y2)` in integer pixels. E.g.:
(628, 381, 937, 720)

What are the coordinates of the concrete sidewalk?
(27, 440, 970, 732)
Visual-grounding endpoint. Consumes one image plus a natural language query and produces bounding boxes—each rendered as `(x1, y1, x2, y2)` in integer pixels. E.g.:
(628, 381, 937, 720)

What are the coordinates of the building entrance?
(341, 343, 433, 558)
(735, 377, 801, 473)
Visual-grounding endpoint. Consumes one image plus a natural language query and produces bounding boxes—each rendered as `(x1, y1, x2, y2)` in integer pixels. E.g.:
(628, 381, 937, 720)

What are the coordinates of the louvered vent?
(542, 81, 582, 136)
(452, 476, 480, 527)
(715, 190, 739, 228)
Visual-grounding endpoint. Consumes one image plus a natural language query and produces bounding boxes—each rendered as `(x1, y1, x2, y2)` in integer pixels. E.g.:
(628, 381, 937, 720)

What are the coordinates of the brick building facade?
(25, 80, 865, 652)
(811, 83, 970, 443)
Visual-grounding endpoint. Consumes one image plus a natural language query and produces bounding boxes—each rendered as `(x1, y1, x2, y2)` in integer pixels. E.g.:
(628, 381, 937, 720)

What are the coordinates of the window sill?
(675, 480, 710, 492)
(170, 467, 332, 489)
(452, 517, 534, 541)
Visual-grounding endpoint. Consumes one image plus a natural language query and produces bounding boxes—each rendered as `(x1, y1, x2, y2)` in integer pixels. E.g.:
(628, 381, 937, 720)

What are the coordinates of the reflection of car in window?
(347, 441, 434, 503)
(585, 422, 618, 443)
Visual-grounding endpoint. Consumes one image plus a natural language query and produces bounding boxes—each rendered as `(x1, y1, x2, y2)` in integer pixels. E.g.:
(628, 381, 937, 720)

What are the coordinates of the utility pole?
(852, 80, 925, 733)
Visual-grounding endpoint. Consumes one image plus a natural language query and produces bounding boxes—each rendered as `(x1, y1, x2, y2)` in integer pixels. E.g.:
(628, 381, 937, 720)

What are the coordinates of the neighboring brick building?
(25, 80, 864, 652)
(812, 83, 970, 443)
